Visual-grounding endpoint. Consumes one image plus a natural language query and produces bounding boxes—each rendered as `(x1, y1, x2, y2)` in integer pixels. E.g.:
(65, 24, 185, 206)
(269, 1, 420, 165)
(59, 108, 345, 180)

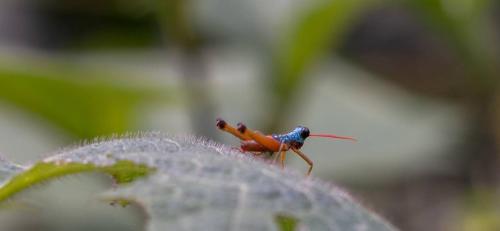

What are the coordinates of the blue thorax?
(272, 126, 308, 146)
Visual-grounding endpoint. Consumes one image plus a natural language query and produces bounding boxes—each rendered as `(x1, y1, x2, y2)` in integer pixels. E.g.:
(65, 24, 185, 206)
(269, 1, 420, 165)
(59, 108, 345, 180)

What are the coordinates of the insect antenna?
(309, 134, 357, 141)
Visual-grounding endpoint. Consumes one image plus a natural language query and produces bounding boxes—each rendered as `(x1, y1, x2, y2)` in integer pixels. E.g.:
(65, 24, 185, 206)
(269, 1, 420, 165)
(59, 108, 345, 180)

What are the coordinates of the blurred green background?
(0, 0, 499, 230)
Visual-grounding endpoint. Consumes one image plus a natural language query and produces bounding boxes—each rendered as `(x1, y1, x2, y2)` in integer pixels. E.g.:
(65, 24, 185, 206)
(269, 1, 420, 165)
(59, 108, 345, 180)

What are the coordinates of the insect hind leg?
(216, 118, 252, 141)
(236, 122, 282, 152)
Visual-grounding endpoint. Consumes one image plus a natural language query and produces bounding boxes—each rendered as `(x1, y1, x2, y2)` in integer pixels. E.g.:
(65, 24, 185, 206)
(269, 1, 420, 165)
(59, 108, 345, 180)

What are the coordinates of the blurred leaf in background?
(266, 0, 376, 130)
(405, 0, 498, 93)
(0, 64, 166, 139)
(461, 190, 500, 231)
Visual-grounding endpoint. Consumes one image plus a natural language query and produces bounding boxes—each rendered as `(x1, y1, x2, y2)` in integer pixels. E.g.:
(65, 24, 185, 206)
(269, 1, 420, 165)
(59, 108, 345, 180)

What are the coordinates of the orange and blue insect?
(216, 118, 355, 175)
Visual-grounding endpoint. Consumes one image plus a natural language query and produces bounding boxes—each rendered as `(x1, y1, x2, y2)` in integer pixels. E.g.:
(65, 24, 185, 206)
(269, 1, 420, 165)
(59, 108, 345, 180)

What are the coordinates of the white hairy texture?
(0, 132, 396, 231)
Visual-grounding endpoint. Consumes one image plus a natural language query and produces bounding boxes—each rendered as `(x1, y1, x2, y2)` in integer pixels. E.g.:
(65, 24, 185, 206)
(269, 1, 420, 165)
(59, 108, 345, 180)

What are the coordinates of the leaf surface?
(0, 133, 395, 231)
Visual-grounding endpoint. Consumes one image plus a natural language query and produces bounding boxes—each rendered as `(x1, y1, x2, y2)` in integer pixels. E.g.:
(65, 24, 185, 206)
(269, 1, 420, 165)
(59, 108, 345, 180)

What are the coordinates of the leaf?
(404, 0, 497, 91)
(267, 0, 375, 129)
(0, 133, 395, 230)
(0, 65, 165, 138)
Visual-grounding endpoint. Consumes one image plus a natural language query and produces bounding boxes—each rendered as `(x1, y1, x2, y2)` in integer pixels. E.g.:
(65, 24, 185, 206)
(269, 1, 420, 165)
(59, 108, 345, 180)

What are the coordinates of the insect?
(216, 118, 355, 175)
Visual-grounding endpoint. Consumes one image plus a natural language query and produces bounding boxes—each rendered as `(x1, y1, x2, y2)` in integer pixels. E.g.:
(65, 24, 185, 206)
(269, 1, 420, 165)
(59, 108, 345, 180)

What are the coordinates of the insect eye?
(300, 127, 310, 139)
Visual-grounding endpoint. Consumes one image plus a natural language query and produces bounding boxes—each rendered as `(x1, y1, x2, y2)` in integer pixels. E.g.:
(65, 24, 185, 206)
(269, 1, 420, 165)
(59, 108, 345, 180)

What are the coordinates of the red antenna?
(310, 133, 357, 142)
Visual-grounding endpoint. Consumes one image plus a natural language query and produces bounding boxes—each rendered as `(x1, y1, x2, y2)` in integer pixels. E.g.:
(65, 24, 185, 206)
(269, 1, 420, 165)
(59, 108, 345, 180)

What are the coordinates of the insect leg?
(271, 143, 282, 163)
(236, 122, 282, 151)
(272, 143, 286, 165)
(280, 151, 287, 169)
(291, 147, 313, 176)
(216, 118, 252, 141)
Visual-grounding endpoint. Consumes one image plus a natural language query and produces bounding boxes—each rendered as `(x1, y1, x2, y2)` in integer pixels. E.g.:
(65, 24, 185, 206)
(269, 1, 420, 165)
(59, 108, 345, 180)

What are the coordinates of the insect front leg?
(273, 143, 287, 170)
(280, 151, 287, 169)
(291, 147, 313, 176)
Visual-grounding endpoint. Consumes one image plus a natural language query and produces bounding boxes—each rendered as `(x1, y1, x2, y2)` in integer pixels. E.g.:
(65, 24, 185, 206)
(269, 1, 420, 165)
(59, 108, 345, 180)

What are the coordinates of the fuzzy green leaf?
(0, 133, 395, 231)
